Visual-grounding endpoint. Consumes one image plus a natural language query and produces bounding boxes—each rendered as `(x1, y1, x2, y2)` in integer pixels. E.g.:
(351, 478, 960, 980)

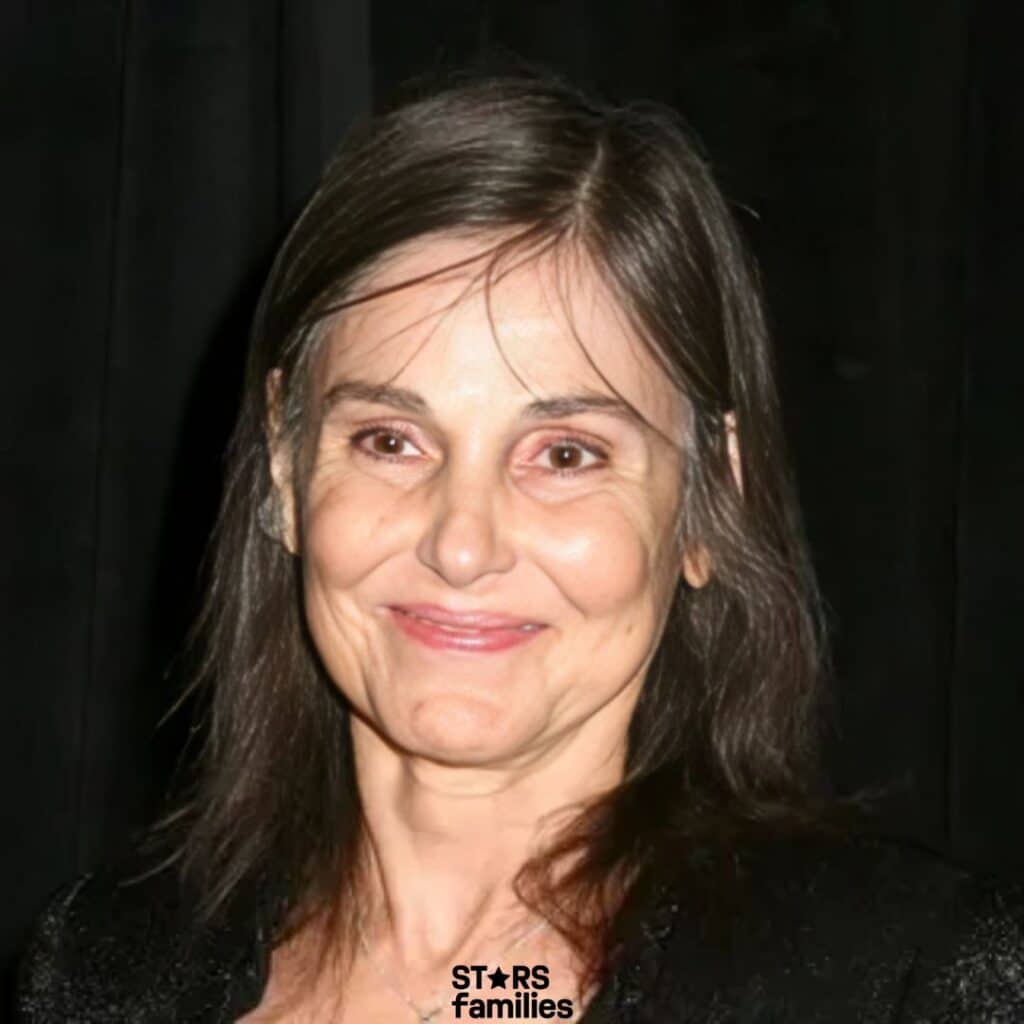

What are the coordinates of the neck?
(350, 710, 631, 973)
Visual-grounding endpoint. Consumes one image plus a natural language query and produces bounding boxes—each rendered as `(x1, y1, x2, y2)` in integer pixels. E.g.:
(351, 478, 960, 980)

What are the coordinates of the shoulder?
(830, 834, 1024, 1022)
(654, 827, 1024, 1021)
(15, 847, 269, 1023)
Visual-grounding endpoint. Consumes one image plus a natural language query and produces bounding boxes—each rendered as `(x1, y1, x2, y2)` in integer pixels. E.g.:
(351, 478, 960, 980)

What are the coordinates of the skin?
(259, 233, 711, 1022)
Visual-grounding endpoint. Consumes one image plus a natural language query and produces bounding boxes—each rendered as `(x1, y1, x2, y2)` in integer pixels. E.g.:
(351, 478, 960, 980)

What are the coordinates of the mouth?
(386, 606, 548, 652)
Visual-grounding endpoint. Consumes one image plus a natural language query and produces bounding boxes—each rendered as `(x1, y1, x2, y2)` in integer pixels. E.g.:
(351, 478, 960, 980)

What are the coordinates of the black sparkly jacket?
(15, 831, 1024, 1023)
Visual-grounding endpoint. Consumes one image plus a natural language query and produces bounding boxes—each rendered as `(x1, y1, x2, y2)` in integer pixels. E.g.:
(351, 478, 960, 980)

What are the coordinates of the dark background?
(3, 0, 1021, 1003)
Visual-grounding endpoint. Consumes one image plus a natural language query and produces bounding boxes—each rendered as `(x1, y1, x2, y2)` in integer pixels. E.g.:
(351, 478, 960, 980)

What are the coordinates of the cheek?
(299, 475, 406, 692)
(302, 471, 405, 588)
(537, 498, 655, 616)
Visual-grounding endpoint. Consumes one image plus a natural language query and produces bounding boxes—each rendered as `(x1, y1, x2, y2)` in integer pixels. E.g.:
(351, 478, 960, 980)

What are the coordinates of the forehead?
(317, 233, 685, 437)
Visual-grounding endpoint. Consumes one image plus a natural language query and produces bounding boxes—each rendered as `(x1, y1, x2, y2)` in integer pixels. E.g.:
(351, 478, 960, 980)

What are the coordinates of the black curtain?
(1, 0, 370, 995)
(3, 0, 1022, 999)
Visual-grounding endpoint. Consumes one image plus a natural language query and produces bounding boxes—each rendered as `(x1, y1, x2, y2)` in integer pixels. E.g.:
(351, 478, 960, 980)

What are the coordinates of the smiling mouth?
(386, 607, 548, 652)
(387, 602, 547, 630)
(396, 609, 544, 633)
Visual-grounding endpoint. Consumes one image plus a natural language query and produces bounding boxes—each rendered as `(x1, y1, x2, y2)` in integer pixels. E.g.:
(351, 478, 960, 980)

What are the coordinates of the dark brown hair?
(155, 69, 854, 996)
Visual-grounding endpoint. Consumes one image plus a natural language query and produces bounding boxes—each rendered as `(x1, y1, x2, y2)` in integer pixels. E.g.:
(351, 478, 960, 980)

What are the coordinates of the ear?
(724, 410, 743, 495)
(679, 410, 743, 589)
(265, 368, 300, 555)
(681, 545, 712, 589)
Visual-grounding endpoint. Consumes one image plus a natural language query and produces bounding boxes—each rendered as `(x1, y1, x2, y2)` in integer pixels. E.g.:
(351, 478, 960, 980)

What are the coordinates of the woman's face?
(278, 234, 693, 770)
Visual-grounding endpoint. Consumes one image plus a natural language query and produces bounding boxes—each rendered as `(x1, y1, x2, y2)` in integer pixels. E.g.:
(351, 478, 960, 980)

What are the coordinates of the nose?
(415, 459, 516, 588)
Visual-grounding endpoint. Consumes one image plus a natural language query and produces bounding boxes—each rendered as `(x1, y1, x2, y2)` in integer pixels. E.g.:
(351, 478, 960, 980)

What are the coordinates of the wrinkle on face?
(291, 231, 689, 774)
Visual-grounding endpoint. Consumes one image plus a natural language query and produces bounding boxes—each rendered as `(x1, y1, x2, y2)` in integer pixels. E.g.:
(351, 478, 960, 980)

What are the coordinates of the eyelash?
(347, 422, 609, 477)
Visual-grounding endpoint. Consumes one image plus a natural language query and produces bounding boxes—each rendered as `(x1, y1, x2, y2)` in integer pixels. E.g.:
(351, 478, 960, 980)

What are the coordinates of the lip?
(386, 605, 547, 653)
(389, 603, 545, 630)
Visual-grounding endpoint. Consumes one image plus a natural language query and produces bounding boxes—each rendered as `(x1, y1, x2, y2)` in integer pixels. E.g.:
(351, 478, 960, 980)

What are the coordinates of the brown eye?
(549, 444, 584, 470)
(349, 426, 420, 461)
(371, 432, 404, 456)
(536, 436, 606, 475)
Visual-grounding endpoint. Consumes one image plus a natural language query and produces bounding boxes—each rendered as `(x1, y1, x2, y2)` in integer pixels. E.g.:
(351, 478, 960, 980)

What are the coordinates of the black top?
(14, 830, 1024, 1022)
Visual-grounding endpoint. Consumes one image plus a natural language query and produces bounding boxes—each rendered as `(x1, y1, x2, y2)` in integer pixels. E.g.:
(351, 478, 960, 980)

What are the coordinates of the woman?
(17, 72, 1024, 1022)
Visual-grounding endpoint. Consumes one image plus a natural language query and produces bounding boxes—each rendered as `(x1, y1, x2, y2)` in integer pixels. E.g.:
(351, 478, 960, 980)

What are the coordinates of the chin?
(403, 696, 527, 762)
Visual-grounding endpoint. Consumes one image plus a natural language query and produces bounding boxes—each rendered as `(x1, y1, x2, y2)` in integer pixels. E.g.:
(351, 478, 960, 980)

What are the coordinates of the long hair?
(153, 70, 855, 994)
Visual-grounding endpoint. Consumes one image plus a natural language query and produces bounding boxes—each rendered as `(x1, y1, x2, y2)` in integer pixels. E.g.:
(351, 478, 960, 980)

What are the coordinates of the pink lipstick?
(387, 604, 547, 653)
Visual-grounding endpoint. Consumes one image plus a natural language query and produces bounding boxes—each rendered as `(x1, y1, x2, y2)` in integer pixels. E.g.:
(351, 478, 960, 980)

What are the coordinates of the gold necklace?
(355, 914, 550, 1023)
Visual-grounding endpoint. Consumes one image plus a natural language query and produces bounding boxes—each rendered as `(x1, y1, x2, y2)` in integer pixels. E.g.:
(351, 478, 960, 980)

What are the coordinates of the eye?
(536, 437, 609, 477)
(349, 425, 422, 462)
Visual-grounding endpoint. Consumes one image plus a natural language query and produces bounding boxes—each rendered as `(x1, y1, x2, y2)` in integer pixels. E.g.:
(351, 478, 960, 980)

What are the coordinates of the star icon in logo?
(487, 966, 510, 989)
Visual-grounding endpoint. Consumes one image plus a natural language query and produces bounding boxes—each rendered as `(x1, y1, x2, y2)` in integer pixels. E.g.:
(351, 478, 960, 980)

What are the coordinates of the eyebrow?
(321, 378, 650, 430)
